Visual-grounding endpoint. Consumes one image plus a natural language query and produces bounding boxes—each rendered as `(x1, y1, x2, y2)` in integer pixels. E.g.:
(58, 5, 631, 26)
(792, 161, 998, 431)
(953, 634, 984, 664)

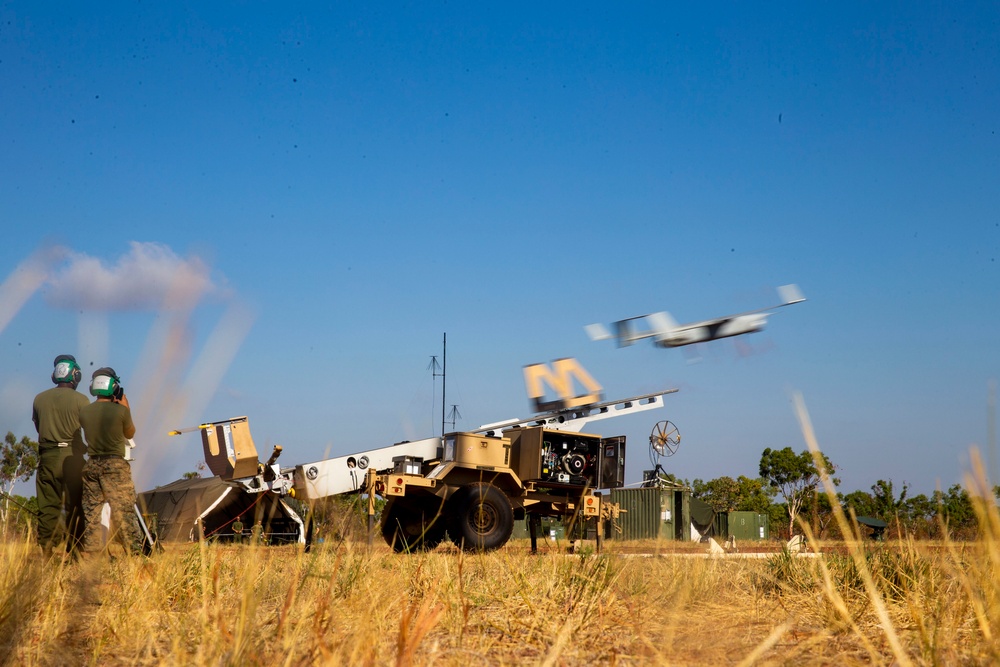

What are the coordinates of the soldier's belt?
(39, 443, 71, 451)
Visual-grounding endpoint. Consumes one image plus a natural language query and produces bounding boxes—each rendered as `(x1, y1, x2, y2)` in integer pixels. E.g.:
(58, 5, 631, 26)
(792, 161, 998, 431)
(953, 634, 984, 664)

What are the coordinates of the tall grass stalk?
(794, 393, 914, 667)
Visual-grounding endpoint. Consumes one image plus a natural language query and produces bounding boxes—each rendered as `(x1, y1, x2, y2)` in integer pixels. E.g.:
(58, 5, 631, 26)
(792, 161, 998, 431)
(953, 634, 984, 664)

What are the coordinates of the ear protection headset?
(90, 367, 121, 398)
(52, 354, 83, 385)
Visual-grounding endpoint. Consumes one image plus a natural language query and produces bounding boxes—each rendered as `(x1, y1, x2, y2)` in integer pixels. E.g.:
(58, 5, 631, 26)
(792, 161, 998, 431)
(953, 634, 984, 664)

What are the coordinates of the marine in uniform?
(31, 354, 89, 555)
(79, 367, 143, 556)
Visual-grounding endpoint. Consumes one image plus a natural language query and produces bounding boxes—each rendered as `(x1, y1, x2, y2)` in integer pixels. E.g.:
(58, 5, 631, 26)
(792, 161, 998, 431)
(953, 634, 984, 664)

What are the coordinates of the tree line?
(682, 445, 999, 540)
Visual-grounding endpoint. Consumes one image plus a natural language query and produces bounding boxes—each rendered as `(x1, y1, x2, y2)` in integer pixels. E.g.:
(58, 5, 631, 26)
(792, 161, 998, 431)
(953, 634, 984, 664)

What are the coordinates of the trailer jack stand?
(366, 467, 377, 547)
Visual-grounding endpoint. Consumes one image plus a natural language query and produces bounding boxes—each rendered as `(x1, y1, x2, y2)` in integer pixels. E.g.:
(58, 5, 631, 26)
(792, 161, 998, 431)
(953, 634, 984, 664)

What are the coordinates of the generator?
(507, 428, 625, 489)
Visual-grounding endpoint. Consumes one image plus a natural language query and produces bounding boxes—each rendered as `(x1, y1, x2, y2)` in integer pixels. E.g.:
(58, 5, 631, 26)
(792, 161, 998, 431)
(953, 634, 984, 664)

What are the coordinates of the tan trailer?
(171, 363, 677, 554)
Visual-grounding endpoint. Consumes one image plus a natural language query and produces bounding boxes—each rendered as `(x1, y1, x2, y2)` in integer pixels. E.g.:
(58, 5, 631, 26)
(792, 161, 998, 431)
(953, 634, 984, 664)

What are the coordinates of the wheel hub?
(472, 504, 498, 533)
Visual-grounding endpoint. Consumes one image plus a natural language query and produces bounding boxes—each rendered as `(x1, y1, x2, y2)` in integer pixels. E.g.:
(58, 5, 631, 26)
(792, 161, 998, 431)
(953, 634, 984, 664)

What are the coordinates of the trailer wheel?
(448, 483, 514, 552)
(381, 498, 447, 553)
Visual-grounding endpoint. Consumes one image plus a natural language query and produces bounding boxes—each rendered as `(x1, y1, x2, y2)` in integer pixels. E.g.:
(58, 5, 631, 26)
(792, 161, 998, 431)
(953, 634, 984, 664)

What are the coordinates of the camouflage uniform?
(80, 456, 143, 554)
(79, 391, 143, 555)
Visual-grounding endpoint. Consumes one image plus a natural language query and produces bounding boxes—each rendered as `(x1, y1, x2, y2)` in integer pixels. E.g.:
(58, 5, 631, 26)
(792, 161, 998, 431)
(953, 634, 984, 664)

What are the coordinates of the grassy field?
(2, 511, 999, 667)
(3, 413, 998, 666)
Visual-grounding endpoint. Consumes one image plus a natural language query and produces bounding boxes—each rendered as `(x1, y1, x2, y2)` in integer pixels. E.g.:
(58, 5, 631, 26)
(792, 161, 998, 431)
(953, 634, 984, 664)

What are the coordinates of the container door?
(598, 437, 626, 489)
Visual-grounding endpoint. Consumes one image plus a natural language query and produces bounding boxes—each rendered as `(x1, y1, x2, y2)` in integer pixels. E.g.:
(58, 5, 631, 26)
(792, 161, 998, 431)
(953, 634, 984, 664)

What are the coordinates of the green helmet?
(52, 354, 82, 385)
(90, 367, 120, 398)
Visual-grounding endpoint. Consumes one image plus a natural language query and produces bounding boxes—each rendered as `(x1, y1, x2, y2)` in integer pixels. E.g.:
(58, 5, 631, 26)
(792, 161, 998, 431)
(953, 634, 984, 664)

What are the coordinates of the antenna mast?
(447, 404, 462, 430)
(441, 333, 447, 437)
(428, 355, 441, 436)
(428, 333, 449, 436)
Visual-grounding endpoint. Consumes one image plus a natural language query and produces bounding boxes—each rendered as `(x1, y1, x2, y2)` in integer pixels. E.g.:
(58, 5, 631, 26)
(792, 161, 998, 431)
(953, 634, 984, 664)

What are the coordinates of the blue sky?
(1, 3, 998, 496)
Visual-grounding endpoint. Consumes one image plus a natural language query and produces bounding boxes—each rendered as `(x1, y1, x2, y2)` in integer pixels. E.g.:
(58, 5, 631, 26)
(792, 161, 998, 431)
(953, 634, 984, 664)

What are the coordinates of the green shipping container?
(608, 487, 691, 541)
(511, 517, 566, 541)
(724, 511, 769, 541)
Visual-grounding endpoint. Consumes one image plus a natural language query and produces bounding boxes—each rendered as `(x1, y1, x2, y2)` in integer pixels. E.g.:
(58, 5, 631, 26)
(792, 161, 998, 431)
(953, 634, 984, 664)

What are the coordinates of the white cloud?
(44, 242, 225, 311)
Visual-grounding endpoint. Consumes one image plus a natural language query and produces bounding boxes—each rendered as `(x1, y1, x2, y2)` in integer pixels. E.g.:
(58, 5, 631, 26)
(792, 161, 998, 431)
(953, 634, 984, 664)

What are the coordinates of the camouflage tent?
(138, 476, 304, 544)
(689, 496, 717, 538)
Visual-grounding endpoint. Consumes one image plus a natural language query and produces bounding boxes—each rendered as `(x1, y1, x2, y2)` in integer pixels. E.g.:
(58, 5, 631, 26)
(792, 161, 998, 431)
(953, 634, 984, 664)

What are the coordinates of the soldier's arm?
(123, 404, 136, 440)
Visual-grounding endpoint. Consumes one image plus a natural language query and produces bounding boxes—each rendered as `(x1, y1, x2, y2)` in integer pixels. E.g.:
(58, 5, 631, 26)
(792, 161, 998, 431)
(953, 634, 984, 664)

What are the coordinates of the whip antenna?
(427, 333, 448, 436)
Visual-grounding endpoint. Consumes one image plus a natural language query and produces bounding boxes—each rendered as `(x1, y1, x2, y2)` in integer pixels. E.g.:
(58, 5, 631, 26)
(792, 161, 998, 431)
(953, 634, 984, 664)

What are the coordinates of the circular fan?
(649, 420, 681, 457)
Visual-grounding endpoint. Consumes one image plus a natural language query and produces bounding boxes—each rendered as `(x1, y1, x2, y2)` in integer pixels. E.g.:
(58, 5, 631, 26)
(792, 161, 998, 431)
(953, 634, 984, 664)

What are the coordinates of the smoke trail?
(45, 242, 250, 485)
(6, 242, 253, 488)
(133, 300, 257, 487)
(0, 244, 67, 335)
(42, 241, 225, 421)
(127, 261, 210, 430)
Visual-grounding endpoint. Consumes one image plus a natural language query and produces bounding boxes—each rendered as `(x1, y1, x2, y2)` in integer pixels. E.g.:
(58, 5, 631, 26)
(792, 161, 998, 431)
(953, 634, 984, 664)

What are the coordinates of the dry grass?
(2, 515, 1000, 666)
(3, 397, 998, 666)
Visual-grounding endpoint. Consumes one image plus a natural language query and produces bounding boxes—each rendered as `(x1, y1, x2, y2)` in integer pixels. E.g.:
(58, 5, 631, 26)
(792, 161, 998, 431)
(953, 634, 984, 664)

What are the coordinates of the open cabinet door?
(598, 436, 626, 489)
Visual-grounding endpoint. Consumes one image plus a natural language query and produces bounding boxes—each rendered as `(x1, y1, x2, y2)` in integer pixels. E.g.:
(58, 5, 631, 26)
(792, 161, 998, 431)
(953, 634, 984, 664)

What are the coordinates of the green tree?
(871, 479, 909, 520)
(692, 476, 740, 513)
(901, 493, 937, 538)
(840, 489, 877, 520)
(692, 476, 775, 514)
(766, 502, 788, 538)
(837, 480, 910, 537)
(903, 493, 935, 521)
(1, 432, 39, 527)
(935, 484, 976, 537)
(759, 446, 839, 537)
(733, 476, 776, 513)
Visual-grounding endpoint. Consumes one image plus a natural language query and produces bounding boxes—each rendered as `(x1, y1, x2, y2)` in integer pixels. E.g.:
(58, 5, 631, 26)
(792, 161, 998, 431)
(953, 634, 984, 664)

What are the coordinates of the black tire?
(447, 483, 514, 552)
(380, 498, 447, 553)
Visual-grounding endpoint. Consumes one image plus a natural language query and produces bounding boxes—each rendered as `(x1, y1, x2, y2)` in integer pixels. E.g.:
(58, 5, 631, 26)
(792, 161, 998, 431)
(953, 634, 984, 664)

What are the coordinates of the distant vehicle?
(584, 284, 805, 349)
